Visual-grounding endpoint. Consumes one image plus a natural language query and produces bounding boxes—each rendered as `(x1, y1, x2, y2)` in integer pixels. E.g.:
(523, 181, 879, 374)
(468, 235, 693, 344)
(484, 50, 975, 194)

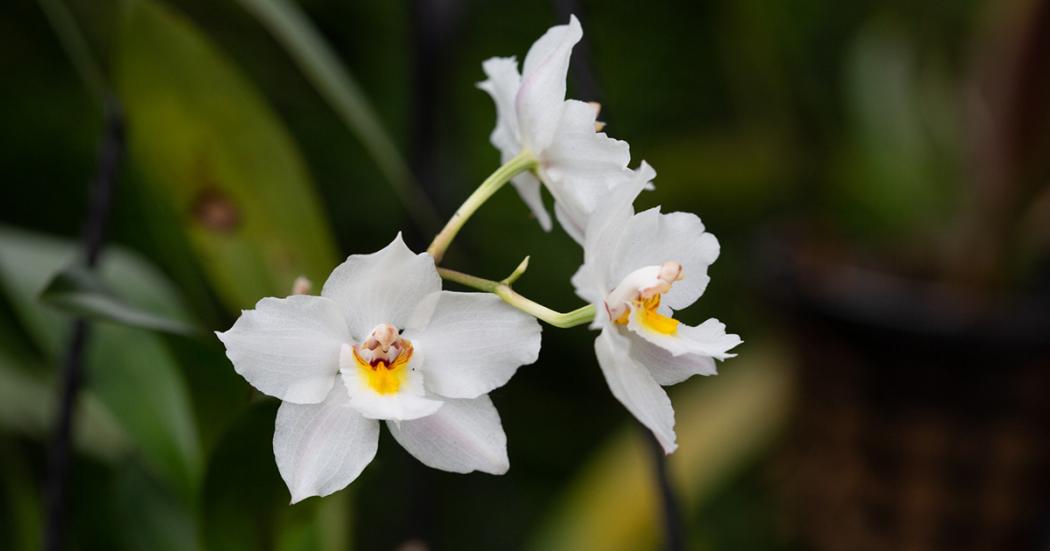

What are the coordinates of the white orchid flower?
(478, 15, 633, 243)
(571, 163, 742, 453)
(217, 235, 542, 503)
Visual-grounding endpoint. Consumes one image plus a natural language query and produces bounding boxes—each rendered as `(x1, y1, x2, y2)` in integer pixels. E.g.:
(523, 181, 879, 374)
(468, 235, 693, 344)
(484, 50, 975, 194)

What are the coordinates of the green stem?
(437, 267, 595, 329)
(427, 150, 537, 262)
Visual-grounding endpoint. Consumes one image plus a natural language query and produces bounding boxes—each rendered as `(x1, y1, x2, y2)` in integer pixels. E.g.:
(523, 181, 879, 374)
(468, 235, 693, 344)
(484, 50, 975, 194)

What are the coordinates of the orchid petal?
(477, 56, 522, 155)
(571, 162, 655, 312)
(610, 209, 719, 311)
(628, 332, 718, 385)
(554, 201, 586, 245)
(543, 100, 632, 242)
(627, 315, 741, 360)
(217, 295, 347, 404)
(595, 327, 677, 453)
(516, 15, 582, 151)
(387, 395, 509, 475)
(510, 171, 553, 231)
(273, 386, 380, 503)
(321, 234, 441, 340)
(545, 101, 631, 187)
(406, 291, 541, 399)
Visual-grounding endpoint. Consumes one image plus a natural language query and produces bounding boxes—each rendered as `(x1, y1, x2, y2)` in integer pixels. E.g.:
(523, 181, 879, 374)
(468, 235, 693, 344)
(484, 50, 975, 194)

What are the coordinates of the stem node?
(501, 256, 530, 286)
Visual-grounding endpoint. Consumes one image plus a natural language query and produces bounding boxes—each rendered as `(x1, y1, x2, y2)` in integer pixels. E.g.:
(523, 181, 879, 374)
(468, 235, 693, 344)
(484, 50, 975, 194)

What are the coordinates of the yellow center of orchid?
(614, 295, 680, 335)
(607, 261, 685, 336)
(352, 341, 413, 395)
(352, 324, 414, 395)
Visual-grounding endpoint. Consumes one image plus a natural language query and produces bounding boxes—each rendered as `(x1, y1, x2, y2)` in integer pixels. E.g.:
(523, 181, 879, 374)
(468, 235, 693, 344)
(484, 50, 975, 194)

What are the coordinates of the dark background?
(1, 0, 1048, 549)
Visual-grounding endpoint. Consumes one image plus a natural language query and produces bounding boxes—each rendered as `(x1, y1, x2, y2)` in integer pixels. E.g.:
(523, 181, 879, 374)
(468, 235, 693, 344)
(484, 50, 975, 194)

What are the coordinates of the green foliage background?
(0, 0, 1005, 549)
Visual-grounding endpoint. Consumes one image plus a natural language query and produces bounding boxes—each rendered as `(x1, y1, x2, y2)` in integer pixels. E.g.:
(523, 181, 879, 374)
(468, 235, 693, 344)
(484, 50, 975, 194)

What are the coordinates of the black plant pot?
(763, 237, 1050, 551)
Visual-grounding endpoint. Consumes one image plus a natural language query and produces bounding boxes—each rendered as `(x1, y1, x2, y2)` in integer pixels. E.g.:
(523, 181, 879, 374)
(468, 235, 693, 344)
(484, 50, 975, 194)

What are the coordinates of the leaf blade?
(115, 0, 341, 311)
(40, 264, 201, 337)
(234, 0, 440, 232)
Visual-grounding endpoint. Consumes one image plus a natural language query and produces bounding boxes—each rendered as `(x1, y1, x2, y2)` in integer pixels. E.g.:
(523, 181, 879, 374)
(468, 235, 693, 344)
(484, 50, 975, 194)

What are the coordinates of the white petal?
(216, 295, 347, 404)
(387, 395, 509, 475)
(273, 386, 380, 503)
(582, 161, 655, 254)
(510, 171, 553, 231)
(595, 327, 677, 453)
(554, 201, 586, 245)
(542, 100, 632, 242)
(321, 234, 441, 340)
(545, 101, 631, 184)
(338, 345, 443, 421)
(477, 56, 522, 156)
(571, 162, 655, 318)
(403, 291, 442, 333)
(627, 315, 742, 360)
(405, 292, 541, 399)
(516, 15, 582, 151)
(610, 209, 720, 311)
(628, 332, 717, 385)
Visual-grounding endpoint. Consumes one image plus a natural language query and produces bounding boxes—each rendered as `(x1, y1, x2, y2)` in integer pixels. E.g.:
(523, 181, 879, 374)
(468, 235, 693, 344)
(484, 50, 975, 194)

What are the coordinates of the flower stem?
(44, 97, 123, 551)
(642, 424, 687, 551)
(437, 267, 594, 328)
(426, 150, 537, 263)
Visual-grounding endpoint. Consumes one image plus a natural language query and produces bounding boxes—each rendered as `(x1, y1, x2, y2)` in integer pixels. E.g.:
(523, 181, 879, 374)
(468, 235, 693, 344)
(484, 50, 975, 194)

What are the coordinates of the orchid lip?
(604, 261, 684, 324)
(351, 323, 415, 395)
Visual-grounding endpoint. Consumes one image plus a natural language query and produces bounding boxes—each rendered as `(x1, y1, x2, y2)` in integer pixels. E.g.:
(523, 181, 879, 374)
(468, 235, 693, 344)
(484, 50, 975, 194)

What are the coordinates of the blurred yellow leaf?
(115, 0, 340, 312)
(530, 341, 794, 551)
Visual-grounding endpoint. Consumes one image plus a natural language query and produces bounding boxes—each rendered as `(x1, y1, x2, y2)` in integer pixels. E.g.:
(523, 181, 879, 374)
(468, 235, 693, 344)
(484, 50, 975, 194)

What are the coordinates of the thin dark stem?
(641, 424, 687, 551)
(80, 100, 123, 265)
(43, 321, 89, 551)
(43, 97, 123, 551)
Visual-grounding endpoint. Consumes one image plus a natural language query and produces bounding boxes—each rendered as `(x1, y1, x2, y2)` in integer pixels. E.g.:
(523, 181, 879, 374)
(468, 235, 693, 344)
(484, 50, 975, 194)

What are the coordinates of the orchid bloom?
(478, 15, 633, 243)
(571, 163, 742, 453)
(217, 235, 542, 502)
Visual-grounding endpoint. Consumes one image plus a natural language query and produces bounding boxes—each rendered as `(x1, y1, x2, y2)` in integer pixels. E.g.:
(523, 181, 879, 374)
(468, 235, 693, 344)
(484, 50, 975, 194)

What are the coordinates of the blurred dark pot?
(762, 236, 1050, 551)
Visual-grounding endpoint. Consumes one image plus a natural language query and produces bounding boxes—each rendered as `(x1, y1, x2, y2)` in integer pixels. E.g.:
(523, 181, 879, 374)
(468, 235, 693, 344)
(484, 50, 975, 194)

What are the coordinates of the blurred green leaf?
(0, 225, 201, 495)
(108, 463, 200, 551)
(529, 342, 794, 551)
(235, 0, 440, 233)
(0, 226, 196, 356)
(202, 400, 352, 551)
(40, 264, 201, 337)
(0, 226, 79, 354)
(87, 323, 202, 498)
(39, 262, 200, 335)
(0, 448, 43, 551)
(115, 0, 340, 312)
(833, 20, 960, 241)
(0, 346, 128, 461)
